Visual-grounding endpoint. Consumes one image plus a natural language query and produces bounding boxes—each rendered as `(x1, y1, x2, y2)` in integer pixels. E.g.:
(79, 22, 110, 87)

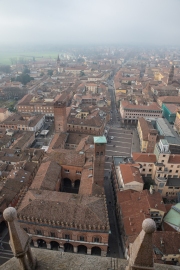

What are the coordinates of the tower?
(93, 136, 107, 187)
(54, 101, 67, 133)
(168, 65, 174, 85)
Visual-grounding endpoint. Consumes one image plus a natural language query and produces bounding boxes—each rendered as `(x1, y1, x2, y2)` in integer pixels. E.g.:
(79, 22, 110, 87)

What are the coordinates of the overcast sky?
(1, 0, 180, 46)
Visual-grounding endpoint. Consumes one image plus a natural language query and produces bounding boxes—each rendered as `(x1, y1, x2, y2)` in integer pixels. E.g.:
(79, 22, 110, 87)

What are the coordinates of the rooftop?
(133, 152, 156, 163)
(164, 203, 180, 230)
(17, 190, 108, 230)
(1, 249, 178, 270)
(93, 135, 107, 144)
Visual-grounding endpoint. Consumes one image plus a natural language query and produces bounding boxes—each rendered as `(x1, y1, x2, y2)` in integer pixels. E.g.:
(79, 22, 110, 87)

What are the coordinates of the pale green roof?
(93, 136, 107, 144)
(164, 203, 180, 228)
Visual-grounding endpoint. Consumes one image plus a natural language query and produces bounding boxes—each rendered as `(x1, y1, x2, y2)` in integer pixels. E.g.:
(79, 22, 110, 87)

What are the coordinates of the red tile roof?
(132, 152, 156, 163)
(120, 164, 143, 185)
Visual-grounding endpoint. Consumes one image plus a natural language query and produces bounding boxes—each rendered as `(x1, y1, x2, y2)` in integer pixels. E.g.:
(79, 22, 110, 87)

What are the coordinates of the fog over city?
(1, 0, 180, 47)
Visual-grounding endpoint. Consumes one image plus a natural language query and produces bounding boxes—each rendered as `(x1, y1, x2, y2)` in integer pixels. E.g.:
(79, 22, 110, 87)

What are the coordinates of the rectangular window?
(176, 170, 178, 173)
(80, 236, 84, 241)
(94, 237, 99, 243)
(24, 228, 28, 233)
(159, 183, 164, 188)
(64, 169, 69, 173)
(149, 169, 152, 172)
(76, 171, 81, 174)
(51, 232, 55, 238)
(65, 234, 70, 240)
(36, 230, 42, 235)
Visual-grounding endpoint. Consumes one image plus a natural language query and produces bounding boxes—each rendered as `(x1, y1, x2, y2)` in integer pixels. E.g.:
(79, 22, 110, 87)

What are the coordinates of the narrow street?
(104, 176, 124, 258)
(103, 80, 125, 258)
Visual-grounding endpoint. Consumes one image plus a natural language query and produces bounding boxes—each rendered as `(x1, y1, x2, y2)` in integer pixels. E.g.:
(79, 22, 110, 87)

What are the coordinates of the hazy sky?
(1, 0, 180, 46)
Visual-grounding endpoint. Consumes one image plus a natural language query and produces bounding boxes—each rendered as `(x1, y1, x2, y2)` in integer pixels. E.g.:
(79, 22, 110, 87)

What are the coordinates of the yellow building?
(174, 111, 180, 134)
(154, 72, 164, 81)
(137, 118, 157, 153)
(115, 89, 127, 94)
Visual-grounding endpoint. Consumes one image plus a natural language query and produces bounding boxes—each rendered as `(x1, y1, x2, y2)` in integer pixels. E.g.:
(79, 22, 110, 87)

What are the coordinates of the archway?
(50, 241, 59, 250)
(91, 246, 101, 256)
(77, 245, 87, 254)
(62, 178, 72, 193)
(64, 243, 74, 253)
(37, 239, 47, 249)
(74, 179, 80, 194)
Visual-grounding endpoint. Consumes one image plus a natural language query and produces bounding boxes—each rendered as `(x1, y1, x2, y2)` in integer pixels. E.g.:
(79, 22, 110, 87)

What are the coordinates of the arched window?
(96, 152, 99, 156)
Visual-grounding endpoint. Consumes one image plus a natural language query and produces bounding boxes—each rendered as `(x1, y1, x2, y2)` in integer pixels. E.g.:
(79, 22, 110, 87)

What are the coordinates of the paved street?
(104, 127, 133, 175)
(104, 176, 124, 258)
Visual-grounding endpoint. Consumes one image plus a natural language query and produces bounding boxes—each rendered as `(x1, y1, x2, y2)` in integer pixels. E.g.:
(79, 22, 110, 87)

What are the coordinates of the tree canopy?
(11, 74, 34, 85)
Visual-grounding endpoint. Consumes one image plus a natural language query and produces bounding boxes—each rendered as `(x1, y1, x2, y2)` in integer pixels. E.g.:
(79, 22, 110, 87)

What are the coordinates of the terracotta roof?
(158, 96, 180, 104)
(30, 161, 61, 191)
(138, 117, 157, 141)
(68, 114, 104, 127)
(66, 133, 87, 145)
(47, 149, 85, 167)
(153, 231, 180, 262)
(119, 164, 143, 185)
(164, 103, 178, 114)
(17, 190, 108, 230)
(121, 101, 161, 111)
(168, 154, 180, 164)
(132, 153, 156, 163)
(47, 133, 67, 153)
(117, 190, 166, 245)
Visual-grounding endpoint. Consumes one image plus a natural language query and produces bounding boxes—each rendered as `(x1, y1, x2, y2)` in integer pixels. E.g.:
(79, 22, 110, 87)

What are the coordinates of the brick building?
(14, 135, 109, 257)
(0, 113, 45, 132)
(116, 189, 166, 257)
(54, 101, 67, 133)
(17, 190, 109, 256)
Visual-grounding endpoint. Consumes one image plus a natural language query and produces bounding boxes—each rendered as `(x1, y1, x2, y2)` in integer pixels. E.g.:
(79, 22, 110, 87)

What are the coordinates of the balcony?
(156, 176, 167, 183)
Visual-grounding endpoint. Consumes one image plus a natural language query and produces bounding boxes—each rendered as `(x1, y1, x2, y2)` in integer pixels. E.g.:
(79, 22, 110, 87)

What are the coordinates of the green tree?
(23, 66, 30, 74)
(80, 71, 85, 76)
(15, 74, 34, 85)
(47, 70, 53, 76)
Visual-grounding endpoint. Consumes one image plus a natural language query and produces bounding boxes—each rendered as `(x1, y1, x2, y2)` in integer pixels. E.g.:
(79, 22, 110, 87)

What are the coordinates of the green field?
(0, 51, 58, 65)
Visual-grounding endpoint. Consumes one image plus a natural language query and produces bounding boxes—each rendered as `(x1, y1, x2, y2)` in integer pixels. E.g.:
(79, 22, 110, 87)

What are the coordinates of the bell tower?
(54, 101, 67, 133)
(93, 136, 107, 187)
(168, 65, 174, 85)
